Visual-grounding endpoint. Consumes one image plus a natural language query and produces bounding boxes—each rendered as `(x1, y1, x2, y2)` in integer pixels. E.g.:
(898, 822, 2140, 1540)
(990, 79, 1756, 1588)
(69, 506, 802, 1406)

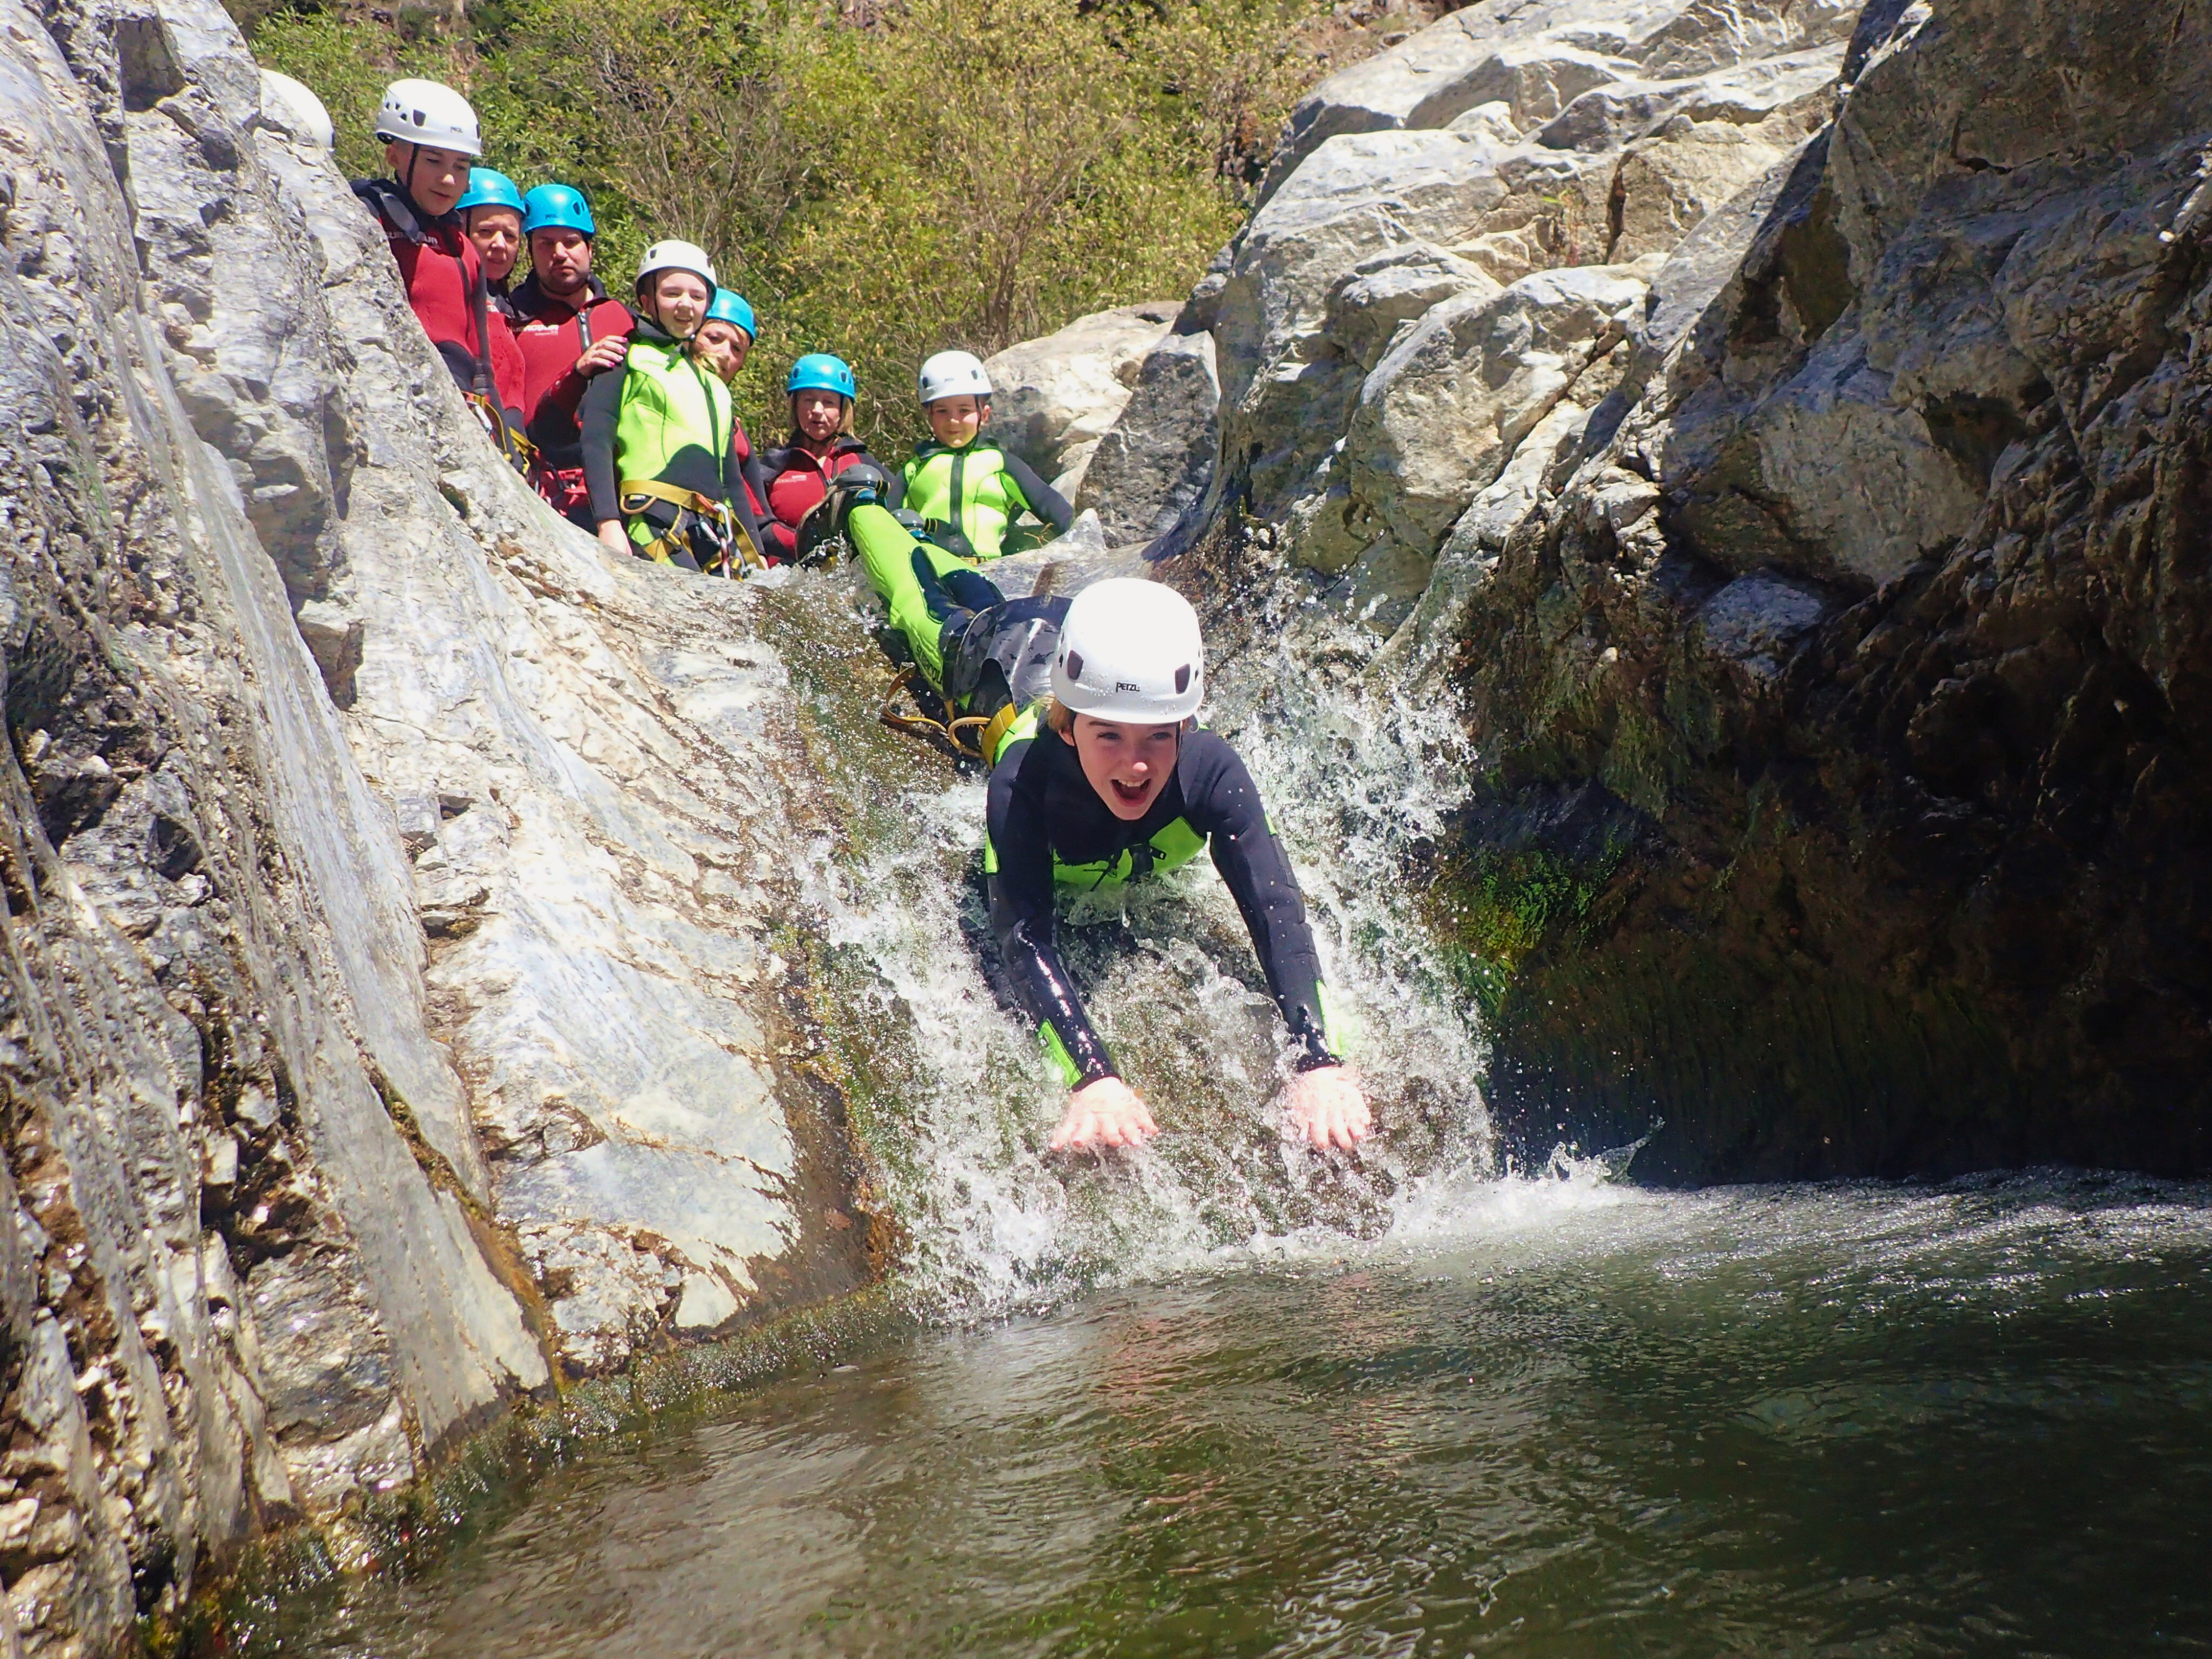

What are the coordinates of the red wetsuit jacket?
(757, 436, 879, 559)
(351, 178, 526, 451)
(506, 276, 636, 463)
(505, 275, 636, 521)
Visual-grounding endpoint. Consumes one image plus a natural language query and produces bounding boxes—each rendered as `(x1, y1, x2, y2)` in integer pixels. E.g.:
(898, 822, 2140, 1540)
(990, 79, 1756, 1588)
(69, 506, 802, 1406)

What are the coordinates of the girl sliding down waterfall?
(823, 466, 1373, 1156)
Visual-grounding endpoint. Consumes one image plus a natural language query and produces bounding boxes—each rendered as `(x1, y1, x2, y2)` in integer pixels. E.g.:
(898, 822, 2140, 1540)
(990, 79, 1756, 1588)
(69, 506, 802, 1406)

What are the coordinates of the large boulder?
(1211, 0, 1854, 535)
(1344, 263, 1650, 558)
(1076, 329, 1222, 546)
(1340, 0, 2212, 1183)
(983, 302, 1178, 496)
(1261, 0, 1862, 195)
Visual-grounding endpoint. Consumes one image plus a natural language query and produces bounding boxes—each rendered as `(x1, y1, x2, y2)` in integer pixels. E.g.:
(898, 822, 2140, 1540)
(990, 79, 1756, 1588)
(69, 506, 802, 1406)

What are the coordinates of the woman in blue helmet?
(456, 166, 526, 296)
(757, 354, 882, 562)
(692, 290, 778, 547)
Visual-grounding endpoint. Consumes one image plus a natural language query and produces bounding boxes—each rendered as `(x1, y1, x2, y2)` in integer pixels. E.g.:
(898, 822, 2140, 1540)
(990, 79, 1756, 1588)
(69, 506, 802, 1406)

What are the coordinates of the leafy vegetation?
(246, 0, 1351, 452)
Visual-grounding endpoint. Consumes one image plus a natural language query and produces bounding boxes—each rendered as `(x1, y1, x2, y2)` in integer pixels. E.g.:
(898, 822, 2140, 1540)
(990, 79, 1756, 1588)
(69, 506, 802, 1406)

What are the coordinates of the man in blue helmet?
(507, 182, 634, 527)
(758, 354, 881, 561)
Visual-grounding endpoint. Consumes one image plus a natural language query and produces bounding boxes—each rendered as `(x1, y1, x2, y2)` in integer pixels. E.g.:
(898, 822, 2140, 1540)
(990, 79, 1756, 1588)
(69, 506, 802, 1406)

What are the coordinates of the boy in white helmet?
(350, 80, 526, 460)
(982, 578, 1371, 1154)
(885, 351, 1073, 561)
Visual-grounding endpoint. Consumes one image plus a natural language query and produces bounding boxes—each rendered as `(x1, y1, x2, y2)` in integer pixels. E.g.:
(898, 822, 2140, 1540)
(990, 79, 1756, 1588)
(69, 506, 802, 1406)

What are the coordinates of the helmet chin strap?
(401, 141, 420, 201)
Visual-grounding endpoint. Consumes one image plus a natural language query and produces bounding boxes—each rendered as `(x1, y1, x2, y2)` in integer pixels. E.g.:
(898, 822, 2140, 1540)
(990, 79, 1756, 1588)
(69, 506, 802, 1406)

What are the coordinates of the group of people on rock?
(352, 76, 1374, 1157)
(352, 77, 1074, 582)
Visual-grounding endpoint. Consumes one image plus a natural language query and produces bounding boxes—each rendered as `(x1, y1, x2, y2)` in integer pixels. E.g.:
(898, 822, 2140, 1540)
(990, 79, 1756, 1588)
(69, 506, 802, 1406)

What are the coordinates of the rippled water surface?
(283, 1172, 2212, 1657)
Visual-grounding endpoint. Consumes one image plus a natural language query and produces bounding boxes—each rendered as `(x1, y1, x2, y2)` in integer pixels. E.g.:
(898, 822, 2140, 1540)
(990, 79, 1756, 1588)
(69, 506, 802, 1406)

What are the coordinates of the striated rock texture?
(1131, 0, 2212, 1182)
(0, 0, 879, 1645)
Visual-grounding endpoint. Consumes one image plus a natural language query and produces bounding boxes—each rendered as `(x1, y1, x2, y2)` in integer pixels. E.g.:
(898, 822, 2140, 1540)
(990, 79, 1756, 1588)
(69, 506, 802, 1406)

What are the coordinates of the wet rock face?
(1162, 0, 2212, 1181)
(0, 0, 879, 1644)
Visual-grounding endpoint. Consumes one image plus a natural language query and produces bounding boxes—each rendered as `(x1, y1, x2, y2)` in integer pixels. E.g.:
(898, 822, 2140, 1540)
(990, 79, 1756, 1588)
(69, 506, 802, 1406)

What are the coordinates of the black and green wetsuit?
(984, 706, 1341, 1089)
(888, 437, 1071, 561)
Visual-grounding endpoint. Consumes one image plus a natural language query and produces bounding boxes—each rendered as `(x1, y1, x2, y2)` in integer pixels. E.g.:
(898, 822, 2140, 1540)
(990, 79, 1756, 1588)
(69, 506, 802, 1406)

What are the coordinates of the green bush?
(247, 0, 1329, 457)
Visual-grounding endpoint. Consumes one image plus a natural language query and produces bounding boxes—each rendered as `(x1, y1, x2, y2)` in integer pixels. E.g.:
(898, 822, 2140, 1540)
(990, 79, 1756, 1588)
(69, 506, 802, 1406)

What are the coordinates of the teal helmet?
(521, 182, 594, 237)
(787, 353, 857, 399)
(456, 167, 525, 216)
(705, 289, 757, 340)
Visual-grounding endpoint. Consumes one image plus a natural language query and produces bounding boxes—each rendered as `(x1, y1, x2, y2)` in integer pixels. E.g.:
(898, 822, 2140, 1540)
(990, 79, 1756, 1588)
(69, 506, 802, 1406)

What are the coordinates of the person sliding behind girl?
(832, 350, 1072, 692)
(578, 241, 770, 573)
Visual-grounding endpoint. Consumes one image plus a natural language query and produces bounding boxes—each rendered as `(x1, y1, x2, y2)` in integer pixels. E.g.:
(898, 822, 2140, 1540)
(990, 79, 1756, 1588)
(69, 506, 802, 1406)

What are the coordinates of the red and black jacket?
(755, 436, 879, 559)
(505, 275, 637, 469)
(351, 178, 527, 449)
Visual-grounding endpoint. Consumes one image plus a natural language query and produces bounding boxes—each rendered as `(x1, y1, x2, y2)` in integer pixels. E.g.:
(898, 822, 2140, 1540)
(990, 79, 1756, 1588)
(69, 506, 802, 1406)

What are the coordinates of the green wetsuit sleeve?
(847, 502, 977, 687)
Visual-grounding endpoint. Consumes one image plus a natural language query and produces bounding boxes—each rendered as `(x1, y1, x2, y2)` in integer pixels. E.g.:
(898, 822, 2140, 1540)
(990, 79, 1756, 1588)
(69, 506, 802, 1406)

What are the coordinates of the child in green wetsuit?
(843, 349, 1073, 690)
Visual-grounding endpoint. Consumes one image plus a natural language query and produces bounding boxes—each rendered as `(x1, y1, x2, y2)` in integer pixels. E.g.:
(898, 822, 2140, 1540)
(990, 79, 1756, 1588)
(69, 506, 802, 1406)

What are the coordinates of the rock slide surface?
(0, 0, 881, 1646)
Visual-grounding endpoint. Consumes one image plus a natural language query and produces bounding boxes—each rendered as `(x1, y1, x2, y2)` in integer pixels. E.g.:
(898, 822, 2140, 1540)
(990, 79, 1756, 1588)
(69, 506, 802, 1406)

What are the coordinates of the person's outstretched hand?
(1284, 1065, 1371, 1152)
(597, 520, 631, 557)
(1049, 1076, 1159, 1152)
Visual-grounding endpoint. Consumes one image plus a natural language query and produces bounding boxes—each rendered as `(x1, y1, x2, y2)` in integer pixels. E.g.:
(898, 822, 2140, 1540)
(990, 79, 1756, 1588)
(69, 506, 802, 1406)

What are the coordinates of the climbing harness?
(619, 477, 766, 577)
(877, 667, 1019, 761)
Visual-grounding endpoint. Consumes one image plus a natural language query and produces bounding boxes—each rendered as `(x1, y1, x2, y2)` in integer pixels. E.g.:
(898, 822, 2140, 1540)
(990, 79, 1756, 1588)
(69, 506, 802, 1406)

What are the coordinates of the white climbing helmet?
(1052, 578, 1205, 724)
(374, 78, 481, 157)
(918, 349, 992, 405)
(634, 238, 718, 293)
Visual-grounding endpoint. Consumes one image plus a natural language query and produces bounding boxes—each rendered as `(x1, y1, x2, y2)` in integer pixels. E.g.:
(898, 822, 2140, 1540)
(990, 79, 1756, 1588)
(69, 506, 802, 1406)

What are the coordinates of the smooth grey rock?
(984, 302, 1179, 490)
(0, 0, 875, 1635)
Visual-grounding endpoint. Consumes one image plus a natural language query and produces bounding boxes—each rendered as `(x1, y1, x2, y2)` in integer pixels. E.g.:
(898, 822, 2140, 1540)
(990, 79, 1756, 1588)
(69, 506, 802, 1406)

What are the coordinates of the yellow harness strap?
(877, 670, 1021, 762)
(618, 479, 768, 577)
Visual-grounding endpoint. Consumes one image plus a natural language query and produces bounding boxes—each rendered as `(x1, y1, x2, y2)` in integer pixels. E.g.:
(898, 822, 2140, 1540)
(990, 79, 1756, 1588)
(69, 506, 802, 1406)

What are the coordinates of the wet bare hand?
(576, 337, 628, 377)
(1285, 1065, 1371, 1151)
(1049, 1077, 1159, 1152)
(597, 520, 630, 556)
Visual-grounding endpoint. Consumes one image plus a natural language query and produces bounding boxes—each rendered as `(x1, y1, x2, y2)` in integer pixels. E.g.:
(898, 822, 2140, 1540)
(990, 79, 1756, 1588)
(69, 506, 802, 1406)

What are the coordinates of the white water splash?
(795, 571, 1514, 1316)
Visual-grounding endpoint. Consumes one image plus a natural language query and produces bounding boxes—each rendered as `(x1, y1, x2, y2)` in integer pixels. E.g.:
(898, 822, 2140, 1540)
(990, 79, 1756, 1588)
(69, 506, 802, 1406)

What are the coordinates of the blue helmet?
(787, 353, 857, 399)
(456, 167, 525, 216)
(520, 182, 596, 237)
(705, 289, 757, 339)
